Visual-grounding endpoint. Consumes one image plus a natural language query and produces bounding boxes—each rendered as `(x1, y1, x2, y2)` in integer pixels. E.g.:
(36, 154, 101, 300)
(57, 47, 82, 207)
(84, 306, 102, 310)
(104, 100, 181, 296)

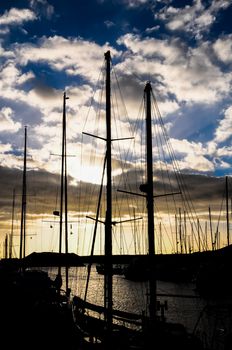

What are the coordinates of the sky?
(0, 0, 232, 257)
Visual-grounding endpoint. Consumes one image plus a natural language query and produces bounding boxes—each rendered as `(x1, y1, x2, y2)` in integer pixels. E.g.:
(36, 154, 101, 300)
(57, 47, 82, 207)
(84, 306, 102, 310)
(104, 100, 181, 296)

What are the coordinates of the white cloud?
(117, 34, 231, 105)
(122, 0, 148, 8)
(205, 140, 232, 161)
(0, 143, 12, 153)
(170, 138, 207, 157)
(168, 138, 221, 172)
(15, 35, 119, 82)
(214, 106, 232, 143)
(29, 0, 54, 19)
(0, 152, 25, 169)
(0, 27, 10, 35)
(171, 140, 215, 171)
(0, 24, 230, 179)
(156, 0, 232, 39)
(17, 71, 35, 85)
(156, 99, 179, 117)
(0, 45, 14, 59)
(145, 25, 160, 34)
(0, 62, 35, 103)
(216, 146, 232, 157)
(104, 20, 115, 28)
(0, 107, 21, 133)
(213, 158, 230, 169)
(181, 154, 215, 172)
(0, 8, 36, 26)
(213, 35, 232, 63)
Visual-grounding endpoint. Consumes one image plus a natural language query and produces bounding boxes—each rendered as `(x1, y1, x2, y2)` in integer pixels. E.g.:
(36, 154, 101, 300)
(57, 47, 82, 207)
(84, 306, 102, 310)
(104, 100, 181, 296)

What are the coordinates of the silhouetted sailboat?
(72, 51, 203, 349)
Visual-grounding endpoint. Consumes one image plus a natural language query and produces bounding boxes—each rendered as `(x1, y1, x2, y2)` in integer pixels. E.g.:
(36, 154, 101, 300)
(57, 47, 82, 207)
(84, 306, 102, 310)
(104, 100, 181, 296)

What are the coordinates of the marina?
(0, 2, 232, 349)
(1, 50, 232, 349)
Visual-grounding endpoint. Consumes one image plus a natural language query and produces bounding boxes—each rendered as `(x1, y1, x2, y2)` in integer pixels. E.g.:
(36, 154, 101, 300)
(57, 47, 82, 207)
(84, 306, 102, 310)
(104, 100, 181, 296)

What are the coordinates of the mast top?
(144, 81, 152, 92)
(63, 91, 69, 99)
(104, 50, 111, 60)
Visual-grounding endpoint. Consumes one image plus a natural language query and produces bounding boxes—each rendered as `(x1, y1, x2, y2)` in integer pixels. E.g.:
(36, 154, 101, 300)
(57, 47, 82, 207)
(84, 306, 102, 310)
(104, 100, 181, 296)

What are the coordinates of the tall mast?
(226, 176, 230, 246)
(197, 218, 201, 252)
(59, 92, 69, 292)
(104, 50, 113, 339)
(20, 126, 27, 261)
(5, 234, 8, 259)
(184, 211, 187, 253)
(209, 206, 214, 250)
(9, 188, 15, 259)
(144, 82, 156, 324)
(175, 214, 178, 254)
(179, 208, 183, 254)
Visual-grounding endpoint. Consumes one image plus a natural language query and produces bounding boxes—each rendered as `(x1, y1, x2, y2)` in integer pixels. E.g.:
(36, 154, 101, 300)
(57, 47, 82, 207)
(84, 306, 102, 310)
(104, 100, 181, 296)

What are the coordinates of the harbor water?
(23, 264, 231, 349)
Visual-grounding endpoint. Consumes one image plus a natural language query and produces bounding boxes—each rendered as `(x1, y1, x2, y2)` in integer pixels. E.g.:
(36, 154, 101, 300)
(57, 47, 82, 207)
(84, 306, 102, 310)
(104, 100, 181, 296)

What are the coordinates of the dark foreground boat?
(0, 96, 78, 350)
(71, 51, 205, 349)
(0, 259, 78, 350)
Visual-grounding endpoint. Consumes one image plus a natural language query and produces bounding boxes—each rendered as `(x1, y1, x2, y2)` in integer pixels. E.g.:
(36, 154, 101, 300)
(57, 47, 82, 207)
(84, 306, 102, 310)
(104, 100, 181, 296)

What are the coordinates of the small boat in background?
(96, 263, 124, 275)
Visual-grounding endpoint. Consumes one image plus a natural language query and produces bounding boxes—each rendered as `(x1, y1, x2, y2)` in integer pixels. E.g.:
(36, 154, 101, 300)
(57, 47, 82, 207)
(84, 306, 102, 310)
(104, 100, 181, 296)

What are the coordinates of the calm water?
(45, 265, 203, 330)
(42, 264, 232, 349)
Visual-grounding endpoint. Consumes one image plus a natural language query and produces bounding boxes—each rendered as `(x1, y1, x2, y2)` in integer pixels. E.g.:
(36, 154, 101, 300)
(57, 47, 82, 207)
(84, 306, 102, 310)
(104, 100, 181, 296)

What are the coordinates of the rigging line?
(151, 94, 204, 250)
(112, 67, 134, 136)
(157, 215, 174, 253)
(84, 153, 107, 300)
(154, 204, 175, 253)
(77, 63, 105, 250)
(151, 102, 177, 250)
(82, 59, 105, 132)
(113, 78, 135, 193)
(152, 96, 181, 189)
(214, 183, 225, 247)
(77, 134, 84, 256)
(114, 61, 145, 87)
(151, 104, 185, 251)
(117, 96, 145, 221)
(78, 68, 105, 255)
(136, 98, 149, 254)
(112, 226, 121, 253)
(113, 70, 145, 186)
(111, 86, 133, 234)
(110, 74, 141, 235)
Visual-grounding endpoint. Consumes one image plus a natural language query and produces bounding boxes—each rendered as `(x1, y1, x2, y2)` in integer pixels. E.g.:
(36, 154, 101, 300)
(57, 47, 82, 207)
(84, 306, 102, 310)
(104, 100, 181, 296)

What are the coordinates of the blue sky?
(0, 0, 232, 174)
(0, 0, 232, 254)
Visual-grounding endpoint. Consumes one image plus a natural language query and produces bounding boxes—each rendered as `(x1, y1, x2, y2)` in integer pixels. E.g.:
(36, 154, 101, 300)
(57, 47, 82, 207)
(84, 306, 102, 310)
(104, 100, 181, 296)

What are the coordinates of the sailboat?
(71, 51, 204, 349)
(51, 91, 71, 297)
(19, 95, 72, 298)
(0, 103, 80, 350)
(17, 123, 73, 301)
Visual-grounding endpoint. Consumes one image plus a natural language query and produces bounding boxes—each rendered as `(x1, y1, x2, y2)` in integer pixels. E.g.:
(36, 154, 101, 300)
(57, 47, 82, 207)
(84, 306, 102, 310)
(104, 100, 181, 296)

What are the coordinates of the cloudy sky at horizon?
(0, 0, 232, 256)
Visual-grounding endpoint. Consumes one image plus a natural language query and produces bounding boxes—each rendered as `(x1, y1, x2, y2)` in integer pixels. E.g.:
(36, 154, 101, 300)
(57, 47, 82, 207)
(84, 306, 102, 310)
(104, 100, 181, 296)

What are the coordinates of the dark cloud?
(114, 167, 230, 217)
(0, 162, 230, 253)
(31, 79, 61, 100)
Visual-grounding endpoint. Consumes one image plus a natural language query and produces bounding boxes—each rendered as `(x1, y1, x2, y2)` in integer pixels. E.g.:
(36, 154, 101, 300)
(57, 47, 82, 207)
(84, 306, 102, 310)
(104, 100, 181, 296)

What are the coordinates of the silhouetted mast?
(104, 50, 113, 340)
(20, 126, 27, 260)
(5, 234, 8, 259)
(175, 214, 178, 253)
(58, 92, 69, 293)
(209, 206, 214, 250)
(144, 81, 156, 324)
(9, 188, 15, 259)
(179, 208, 183, 254)
(197, 218, 201, 252)
(226, 176, 230, 246)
